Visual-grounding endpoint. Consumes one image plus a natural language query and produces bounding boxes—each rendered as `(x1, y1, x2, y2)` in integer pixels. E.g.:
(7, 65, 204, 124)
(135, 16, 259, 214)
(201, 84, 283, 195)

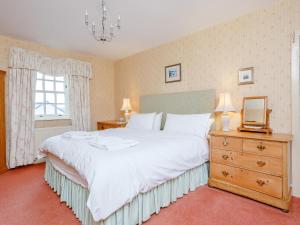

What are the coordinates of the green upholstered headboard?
(140, 89, 216, 127)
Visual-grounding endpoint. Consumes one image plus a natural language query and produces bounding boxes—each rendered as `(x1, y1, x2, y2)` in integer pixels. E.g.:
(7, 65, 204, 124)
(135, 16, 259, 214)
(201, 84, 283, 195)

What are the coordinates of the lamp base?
(221, 114, 231, 132)
(124, 111, 130, 122)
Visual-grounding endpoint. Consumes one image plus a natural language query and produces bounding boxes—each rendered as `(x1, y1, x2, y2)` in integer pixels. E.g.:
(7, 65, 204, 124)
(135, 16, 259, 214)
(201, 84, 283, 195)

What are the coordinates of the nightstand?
(208, 130, 292, 212)
(97, 120, 127, 130)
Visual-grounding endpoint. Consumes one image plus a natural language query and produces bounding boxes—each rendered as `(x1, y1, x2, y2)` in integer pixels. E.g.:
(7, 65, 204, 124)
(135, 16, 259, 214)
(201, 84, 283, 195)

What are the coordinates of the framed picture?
(165, 63, 181, 83)
(238, 67, 254, 85)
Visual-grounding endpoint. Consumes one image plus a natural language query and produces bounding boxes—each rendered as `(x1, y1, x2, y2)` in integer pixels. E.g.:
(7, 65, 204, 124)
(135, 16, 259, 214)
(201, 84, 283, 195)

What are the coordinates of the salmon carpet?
(0, 163, 299, 225)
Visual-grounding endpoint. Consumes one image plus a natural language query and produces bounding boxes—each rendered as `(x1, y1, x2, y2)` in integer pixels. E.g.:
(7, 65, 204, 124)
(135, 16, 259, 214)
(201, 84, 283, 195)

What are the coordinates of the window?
(35, 72, 69, 120)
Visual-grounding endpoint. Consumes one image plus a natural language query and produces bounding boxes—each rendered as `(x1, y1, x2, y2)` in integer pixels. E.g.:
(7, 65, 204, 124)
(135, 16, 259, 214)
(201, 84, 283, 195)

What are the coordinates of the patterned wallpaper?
(0, 35, 115, 130)
(115, 0, 300, 133)
(0, 0, 299, 133)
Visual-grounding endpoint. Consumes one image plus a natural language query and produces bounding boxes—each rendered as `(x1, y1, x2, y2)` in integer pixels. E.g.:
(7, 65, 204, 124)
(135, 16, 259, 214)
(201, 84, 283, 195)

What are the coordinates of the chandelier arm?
(102, 21, 105, 37)
(101, 0, 105, 35)
(93, 34, 102, 42)
(106, 36, 112, 42)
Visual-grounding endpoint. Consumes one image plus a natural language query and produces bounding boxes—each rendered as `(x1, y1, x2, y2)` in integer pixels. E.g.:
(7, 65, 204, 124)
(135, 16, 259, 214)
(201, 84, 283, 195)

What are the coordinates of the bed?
(41, 89, 216, 225)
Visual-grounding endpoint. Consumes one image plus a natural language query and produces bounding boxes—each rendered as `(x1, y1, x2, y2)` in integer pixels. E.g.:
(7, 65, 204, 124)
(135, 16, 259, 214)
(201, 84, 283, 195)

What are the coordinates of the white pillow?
(153, 112, 163, 131)
(163, 113, 211, 138)
(126, 113, 156, 130)
(206, 118, 214, 137)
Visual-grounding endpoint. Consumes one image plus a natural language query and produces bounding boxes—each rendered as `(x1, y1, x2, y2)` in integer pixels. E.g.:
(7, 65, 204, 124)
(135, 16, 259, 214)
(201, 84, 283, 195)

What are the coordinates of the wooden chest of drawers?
(97, 120, 127, 130)
(0, 71, 7, 174)
(208, 130, 292, 211)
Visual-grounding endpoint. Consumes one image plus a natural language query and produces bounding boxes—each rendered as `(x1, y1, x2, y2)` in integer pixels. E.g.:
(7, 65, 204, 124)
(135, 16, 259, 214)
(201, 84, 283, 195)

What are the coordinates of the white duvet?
(39, 128, 209, 222)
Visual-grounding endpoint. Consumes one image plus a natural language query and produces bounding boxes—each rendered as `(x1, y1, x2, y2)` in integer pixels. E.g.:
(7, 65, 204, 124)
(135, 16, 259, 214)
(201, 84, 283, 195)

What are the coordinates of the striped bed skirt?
(44, 160, 209, 225)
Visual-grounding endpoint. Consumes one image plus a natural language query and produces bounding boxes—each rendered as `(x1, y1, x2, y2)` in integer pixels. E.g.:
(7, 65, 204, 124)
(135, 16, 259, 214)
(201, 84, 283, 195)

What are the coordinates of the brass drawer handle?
(257, 144, 266, 151)
(256, 161, 266, 167)
(223, 140, 228, 146)
(256, 179, 266, 187)
(222, 171, 229, 177)
(222, 155, 229, 160)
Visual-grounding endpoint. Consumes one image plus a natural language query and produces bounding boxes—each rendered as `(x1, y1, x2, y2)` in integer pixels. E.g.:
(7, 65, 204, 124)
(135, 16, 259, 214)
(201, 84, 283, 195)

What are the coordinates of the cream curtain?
(69, 76, 91, 131)
(7, 48, 92, 168)
(7, 49, 37, 168)
(292, 32, 300, 196)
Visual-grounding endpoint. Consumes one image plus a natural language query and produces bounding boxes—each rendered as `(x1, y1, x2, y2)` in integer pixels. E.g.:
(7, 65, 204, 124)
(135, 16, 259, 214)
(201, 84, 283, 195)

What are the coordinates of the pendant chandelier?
(85, 0, 121, 42)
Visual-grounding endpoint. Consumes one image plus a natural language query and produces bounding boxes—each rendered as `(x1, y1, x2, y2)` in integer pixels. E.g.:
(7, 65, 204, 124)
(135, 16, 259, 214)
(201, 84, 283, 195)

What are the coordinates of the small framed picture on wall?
(165, 63, 181, 83)
(238, 67, 254, 85)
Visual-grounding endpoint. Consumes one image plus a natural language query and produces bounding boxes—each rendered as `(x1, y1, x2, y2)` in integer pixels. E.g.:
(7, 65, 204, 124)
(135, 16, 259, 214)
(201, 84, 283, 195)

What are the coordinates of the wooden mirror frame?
(238, 96, 272, 134)
(242, 96, 267, 126)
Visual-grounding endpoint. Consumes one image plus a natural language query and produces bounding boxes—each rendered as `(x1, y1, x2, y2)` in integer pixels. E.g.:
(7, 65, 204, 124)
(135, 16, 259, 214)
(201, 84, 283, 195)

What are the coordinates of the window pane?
(45, 81, 54, 91)
(35, 92, 44, 103)
(46, 93, 55, 103)
(45, 75, 54, 80)
(57, 104, 66, 115)
(55, 76, 64, 81)
(36, 80, 43, 91)
(37, 72, 43, 79)
(35, 104, 44, 115)
(56, 82, 65, 92)
(34, 72, 69, 119)
(56, 93, 65, 104)
(46, 104, 55, 115)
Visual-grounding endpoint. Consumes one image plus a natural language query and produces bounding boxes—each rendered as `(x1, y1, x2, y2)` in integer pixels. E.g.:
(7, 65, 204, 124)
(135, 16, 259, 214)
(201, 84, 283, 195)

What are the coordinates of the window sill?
(35, 116, 71, 121)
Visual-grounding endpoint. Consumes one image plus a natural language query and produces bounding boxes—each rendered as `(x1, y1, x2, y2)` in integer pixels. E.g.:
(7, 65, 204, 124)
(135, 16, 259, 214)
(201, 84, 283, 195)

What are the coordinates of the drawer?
(98, 124, 114, 130)
(211, 136, 242, 151)
(211, 163, 282, 198)
(102, 124, 112, 129)
(211, 149, 283, 176)
(243, 139, 283, 158)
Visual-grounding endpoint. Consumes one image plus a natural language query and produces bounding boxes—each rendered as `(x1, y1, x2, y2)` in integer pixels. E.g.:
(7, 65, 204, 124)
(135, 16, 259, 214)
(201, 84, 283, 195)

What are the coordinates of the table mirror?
(238, 96, 272, 134)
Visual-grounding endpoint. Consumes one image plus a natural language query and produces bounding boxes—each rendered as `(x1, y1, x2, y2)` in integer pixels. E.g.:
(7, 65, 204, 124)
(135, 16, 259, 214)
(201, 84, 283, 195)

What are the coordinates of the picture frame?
(238, 67, 254, 85)
(165, 63, 181, 83)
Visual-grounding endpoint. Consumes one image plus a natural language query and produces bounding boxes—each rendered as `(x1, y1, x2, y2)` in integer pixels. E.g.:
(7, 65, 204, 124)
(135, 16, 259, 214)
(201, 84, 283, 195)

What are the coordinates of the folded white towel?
(62, 131, 99, 140)
(89, 135, 139, 151)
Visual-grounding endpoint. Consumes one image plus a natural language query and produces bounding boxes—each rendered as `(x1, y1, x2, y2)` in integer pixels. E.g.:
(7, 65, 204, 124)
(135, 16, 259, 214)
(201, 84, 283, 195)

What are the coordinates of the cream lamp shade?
(215, 92, 235, 132)
(215, 92, 235, 113)
(121, 98, 132, 111)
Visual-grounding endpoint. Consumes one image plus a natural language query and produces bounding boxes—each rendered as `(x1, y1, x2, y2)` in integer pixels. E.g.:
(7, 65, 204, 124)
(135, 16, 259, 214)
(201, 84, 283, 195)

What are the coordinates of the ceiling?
(0, 0, 279, 60)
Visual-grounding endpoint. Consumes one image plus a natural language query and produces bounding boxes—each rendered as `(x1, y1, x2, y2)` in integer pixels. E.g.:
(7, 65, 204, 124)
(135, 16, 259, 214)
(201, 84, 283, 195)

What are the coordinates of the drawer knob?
(256, 179, 266, 187)
(222, 155, 229, 160)
(256, 161, 266, 167)
(222, 171, 229, 177)
(257, 144, 266, 151)
(223, 140, 228, 146)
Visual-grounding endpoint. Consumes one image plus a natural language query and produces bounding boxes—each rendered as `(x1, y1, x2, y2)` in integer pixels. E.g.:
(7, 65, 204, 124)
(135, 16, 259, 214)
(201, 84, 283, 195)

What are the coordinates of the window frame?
(34, 72, 70, 120)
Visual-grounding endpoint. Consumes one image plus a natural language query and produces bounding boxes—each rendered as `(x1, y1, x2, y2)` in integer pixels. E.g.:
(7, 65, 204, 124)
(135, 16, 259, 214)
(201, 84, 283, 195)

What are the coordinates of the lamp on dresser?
(121, 98, 132, 122)
(215, 92, 235, 132)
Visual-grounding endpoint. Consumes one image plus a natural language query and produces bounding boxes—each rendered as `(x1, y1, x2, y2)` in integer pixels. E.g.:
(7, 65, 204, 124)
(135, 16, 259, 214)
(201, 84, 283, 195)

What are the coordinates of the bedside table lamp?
(121, 98, 132, 122)
(215, 92, 235, 132)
